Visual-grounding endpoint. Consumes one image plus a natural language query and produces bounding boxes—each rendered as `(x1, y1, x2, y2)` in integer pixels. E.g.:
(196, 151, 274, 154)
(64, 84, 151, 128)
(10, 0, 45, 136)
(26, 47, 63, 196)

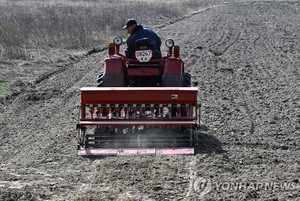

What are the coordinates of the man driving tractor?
(122, 19, 162, 59)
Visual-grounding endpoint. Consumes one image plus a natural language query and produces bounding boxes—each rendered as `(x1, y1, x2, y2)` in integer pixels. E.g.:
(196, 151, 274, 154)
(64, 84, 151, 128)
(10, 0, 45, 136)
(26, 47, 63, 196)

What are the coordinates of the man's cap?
(122, 19, 137, 30)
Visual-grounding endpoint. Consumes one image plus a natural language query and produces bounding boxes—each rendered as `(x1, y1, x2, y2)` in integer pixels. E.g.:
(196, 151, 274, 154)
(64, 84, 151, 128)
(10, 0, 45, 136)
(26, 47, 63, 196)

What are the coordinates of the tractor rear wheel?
(183, 73, 191, 87)
(97, 73, 104, 87)
(162, 73, 192, 116)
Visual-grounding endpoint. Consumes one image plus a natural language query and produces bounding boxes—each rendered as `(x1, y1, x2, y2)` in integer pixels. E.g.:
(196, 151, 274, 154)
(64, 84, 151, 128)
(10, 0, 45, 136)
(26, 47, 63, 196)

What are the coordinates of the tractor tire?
(97, 72, 124, 117)
(97, 72, 125, 87)
(162, 73, 191, 87)
(96, 72, 106, 116)
(161, 74, 183, 87)
(162, 73, 192, 116)
(183, 73, 191, 87)
(97, 73, 104, 87)
(181, 73, 192, 116)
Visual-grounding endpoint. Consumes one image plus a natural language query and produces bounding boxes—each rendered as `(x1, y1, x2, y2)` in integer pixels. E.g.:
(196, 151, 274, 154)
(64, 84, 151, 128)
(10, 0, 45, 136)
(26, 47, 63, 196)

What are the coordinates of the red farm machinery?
(77, 37, 200, 156)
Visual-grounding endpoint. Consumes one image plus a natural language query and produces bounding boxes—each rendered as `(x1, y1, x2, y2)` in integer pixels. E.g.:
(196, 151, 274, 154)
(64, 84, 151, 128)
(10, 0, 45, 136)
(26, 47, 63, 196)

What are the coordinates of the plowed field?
(0, 1, 299, 200)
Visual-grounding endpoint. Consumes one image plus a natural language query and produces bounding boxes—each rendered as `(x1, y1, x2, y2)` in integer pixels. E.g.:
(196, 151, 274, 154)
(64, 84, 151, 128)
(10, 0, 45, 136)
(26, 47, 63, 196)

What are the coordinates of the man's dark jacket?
(125, 25, 162, 59)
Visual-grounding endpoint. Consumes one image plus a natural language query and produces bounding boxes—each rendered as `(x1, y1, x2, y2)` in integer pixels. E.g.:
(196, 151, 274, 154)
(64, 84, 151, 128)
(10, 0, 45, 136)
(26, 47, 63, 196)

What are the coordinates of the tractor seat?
(129, 38, 160, 61)
(135, 37, 151, 51)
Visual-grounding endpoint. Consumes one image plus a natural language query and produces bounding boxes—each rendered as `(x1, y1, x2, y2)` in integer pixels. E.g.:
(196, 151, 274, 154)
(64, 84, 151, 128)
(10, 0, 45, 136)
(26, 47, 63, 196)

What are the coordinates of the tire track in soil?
(185, 156, 198, 198)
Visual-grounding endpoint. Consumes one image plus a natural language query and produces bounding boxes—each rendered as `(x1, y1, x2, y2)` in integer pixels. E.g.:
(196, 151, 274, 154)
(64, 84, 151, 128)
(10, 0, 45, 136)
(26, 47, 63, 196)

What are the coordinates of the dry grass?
(0, 0, 210, 60)
(0, 81, 12, 96)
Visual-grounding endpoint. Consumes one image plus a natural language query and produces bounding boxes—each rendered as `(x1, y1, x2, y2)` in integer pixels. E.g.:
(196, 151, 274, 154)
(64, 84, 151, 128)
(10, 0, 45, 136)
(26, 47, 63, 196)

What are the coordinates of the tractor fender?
(101, 57, 125, 87)
(162, 58, 184, 87)
(163, 58, 184, 75)
(104, 57, 124, 74)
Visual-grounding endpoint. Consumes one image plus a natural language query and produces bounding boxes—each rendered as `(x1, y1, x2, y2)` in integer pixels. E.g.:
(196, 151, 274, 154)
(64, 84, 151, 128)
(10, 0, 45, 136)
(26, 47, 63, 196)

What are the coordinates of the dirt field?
(0, 0, 300, 200)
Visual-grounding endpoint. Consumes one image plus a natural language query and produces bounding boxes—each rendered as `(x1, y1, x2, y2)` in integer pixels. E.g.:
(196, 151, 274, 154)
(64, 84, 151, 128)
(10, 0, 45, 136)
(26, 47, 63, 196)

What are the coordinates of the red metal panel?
(104, 57, 124, 73)
(80, 87, 198, 105)
(80, 120, 196, 126)
(127, 68, 159, 76)
(164, 58, 184, 75)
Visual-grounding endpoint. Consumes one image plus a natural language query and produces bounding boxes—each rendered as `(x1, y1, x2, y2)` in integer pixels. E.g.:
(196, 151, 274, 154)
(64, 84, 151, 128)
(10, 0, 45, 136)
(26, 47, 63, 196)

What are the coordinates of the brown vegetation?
(0, 0, 210, 60)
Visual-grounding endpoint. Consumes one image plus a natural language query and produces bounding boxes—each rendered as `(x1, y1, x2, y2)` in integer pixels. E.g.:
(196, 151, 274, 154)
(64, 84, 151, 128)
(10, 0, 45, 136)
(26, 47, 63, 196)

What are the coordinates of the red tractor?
(77, 37, 200, 156)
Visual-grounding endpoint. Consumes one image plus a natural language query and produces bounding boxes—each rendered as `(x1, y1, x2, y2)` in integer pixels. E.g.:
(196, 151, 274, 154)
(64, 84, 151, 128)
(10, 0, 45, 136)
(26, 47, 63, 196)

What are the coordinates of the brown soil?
(0, 1, 299, 200)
